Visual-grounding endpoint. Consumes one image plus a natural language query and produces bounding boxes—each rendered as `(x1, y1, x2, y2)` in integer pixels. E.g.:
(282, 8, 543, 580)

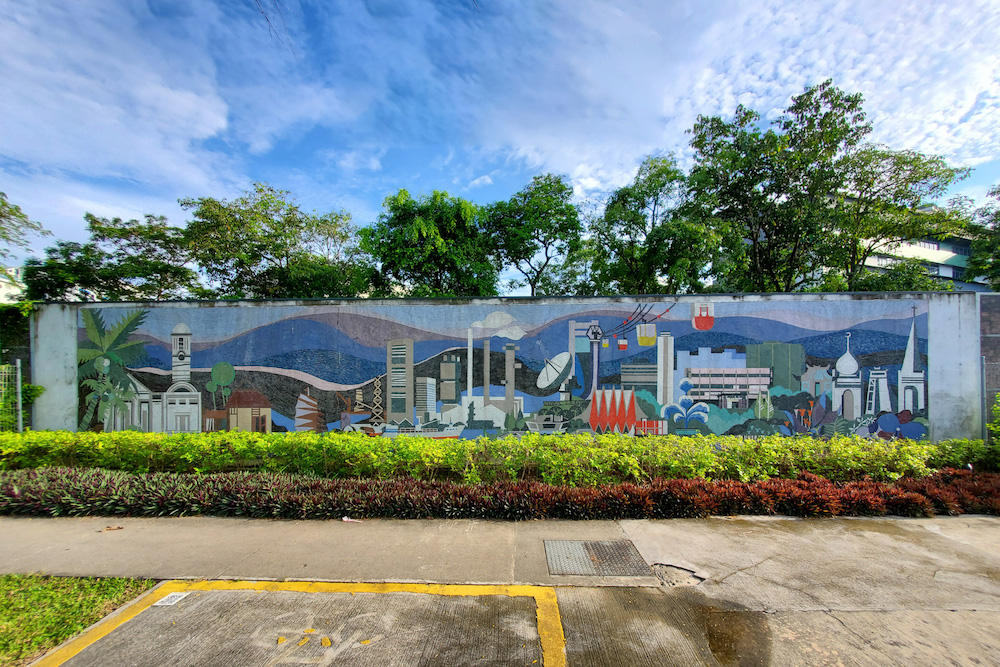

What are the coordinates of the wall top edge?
(32, 291, 981, 310)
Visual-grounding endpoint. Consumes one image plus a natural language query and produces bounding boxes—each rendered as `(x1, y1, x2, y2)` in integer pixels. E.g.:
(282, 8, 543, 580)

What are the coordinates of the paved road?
(6, 515, 1000, 666)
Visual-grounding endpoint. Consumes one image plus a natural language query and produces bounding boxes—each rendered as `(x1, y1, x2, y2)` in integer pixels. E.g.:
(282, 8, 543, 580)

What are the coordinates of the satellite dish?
(536, 352, 573, 392)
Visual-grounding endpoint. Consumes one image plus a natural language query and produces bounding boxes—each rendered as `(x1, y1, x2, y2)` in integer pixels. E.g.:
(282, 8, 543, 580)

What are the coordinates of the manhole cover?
(544, 540, 651, 576)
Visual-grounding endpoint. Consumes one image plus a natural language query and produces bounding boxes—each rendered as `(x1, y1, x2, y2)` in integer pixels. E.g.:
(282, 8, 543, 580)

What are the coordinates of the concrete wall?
(30, 292, 983, 440)
(30, 304, 80, 430)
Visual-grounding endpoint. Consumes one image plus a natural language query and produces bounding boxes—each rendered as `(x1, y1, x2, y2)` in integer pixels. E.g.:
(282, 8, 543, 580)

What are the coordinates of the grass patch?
(0, 574, 155, 666)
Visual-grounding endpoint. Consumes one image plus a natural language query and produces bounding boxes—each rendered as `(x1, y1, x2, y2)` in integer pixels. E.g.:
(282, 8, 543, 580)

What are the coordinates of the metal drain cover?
(544, 540, 651, 576)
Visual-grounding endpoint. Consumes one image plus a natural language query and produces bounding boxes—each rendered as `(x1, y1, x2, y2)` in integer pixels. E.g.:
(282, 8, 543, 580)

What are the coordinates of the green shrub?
(0, 430, 990, 487)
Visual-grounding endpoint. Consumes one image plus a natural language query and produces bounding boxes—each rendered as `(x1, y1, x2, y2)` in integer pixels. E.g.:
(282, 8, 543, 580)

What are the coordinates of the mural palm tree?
(78, 309, 149, 430)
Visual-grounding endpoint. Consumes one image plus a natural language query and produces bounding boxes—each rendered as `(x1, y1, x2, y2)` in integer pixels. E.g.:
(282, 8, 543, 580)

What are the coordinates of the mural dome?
(172, 322, 192, 335)
(835, 333, 859, 377)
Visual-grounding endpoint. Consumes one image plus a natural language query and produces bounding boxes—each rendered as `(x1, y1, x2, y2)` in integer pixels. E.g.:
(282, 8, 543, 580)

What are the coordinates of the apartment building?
(865, 235, 988, 291)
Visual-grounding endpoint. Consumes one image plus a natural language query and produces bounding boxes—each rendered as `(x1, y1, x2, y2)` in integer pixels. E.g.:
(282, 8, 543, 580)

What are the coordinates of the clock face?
(177, 352, 186, 361)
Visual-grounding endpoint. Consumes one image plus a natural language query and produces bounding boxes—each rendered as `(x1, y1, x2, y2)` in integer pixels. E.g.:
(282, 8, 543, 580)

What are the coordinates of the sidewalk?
(5, 515, 1000, 665)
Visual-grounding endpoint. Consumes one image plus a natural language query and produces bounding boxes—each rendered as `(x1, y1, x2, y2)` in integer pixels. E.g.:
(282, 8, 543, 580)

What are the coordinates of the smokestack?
(483, 339, 491, 407)
(467, 328, 473, 406)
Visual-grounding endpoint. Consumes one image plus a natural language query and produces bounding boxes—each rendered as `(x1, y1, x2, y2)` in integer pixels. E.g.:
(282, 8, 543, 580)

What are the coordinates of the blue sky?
(3, 0, 1000, 270)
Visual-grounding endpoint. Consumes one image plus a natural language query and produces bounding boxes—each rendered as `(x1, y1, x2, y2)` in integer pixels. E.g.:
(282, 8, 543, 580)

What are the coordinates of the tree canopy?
(485, 174, 582, 297)
(967, 186, 1000, 290)
(12, 81, 983, 300)
(360, 189, 500, 298)
(590, 155, 716, 295)
(1, 192, 48, 263)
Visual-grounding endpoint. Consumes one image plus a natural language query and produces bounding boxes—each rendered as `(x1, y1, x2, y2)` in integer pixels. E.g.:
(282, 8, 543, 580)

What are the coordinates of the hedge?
(2, 467, 998, 520)
(2, 431, 997, 486)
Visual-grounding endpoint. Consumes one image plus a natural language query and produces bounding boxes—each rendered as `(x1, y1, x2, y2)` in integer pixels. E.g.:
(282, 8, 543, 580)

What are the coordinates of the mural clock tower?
(171, 322, 192, 382)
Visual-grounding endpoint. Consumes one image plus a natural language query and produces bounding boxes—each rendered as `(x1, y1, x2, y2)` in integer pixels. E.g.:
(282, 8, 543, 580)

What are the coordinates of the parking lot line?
(34, 580, 567, 667)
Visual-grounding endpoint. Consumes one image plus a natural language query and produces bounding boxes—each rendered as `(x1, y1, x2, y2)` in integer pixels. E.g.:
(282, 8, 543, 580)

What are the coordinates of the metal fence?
(0, 360, 23, 432)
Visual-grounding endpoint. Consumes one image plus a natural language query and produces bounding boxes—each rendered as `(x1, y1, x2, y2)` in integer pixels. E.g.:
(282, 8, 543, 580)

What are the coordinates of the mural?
(76, 298, 931, 440)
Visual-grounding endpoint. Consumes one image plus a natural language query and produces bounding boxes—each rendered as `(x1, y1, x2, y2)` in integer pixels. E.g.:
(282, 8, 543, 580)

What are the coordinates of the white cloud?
(330, 148, 385, 173)
(472, 311, 515, 329)
(494, 325, 527, 341)
(3, 0, 999, 254)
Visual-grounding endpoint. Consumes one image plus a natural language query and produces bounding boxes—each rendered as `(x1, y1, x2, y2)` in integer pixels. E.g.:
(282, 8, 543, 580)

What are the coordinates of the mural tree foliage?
(77, 309, 148, 430)
(205, 362, 236, 410)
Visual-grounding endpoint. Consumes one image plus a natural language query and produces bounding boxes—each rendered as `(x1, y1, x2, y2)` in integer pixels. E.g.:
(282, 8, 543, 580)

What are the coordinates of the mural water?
(77, 298, 930, 440)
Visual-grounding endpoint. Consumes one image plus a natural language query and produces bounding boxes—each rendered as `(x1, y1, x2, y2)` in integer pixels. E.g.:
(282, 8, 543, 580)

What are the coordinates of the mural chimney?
(467, 328, 474, 405)
(504, 343, 520, 414)
(483, 339, 491, 407)
(656, 332, 674, 407)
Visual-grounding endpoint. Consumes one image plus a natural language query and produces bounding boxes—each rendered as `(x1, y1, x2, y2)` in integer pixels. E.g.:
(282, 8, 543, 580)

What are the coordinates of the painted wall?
(29, 292, 983, 440)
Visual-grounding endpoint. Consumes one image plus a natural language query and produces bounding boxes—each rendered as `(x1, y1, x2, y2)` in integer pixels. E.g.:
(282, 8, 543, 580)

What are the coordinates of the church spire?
(901, 308, 919, 374)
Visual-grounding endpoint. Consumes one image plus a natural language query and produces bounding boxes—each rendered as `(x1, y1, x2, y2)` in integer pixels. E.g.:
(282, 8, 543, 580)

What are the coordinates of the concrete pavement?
(4, 515, 1000, 666)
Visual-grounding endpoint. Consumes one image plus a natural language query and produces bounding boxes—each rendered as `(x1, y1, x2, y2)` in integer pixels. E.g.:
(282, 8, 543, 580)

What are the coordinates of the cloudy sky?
(3, 0, 1000, 263)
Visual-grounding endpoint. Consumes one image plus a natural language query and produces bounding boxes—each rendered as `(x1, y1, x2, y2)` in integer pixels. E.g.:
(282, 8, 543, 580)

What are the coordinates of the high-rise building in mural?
(621, 362, 657, 394)
(415, 377, 437, 423)
(745, 342, 805, 392)
(684, 367, 772, 409)
(386, 338, 414, 423)
(439, 354, 461, 405)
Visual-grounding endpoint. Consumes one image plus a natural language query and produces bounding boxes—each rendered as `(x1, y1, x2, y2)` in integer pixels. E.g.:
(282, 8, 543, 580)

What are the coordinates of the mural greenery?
(77, 309, 148, 430)
(74, 298, 931, 442)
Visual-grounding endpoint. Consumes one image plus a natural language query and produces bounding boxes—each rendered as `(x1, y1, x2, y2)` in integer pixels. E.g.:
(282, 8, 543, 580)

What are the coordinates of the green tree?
(822, 145, 970, 290)
(181, 183, 310, 298)
(182, 183, 376, 299)
(360, 189, 499, 297)
(534, 237, 602, 296)
(0, 192, 48, 262)
(22, 215, 201, 301)
(485, 174, 582, 296)
(21, 241, 114, 301)
(591, 155, 716, 294)
(967, 186, 1000, 289)
(85, 214, 201, 299)
(688, 80, 871, 292)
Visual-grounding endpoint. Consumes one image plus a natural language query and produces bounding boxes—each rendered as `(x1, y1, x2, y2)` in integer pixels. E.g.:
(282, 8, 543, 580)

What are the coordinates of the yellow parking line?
(34, 580, 567, 667)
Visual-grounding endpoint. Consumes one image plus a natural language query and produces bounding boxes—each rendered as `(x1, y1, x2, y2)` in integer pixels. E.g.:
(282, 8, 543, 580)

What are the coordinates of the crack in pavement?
(709, 554, 778, 586)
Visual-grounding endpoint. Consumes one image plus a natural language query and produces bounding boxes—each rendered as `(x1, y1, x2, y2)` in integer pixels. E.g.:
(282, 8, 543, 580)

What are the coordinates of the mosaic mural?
(76, 298, 930, 439)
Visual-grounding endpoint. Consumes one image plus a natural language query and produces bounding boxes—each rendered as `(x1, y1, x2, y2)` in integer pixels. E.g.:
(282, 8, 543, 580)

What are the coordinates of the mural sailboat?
(294, 388, 326, 432)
